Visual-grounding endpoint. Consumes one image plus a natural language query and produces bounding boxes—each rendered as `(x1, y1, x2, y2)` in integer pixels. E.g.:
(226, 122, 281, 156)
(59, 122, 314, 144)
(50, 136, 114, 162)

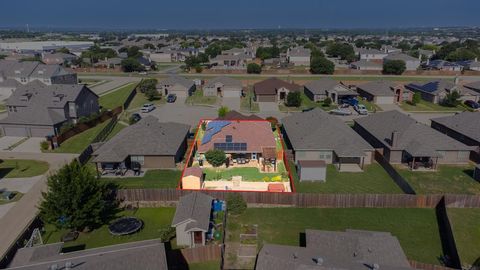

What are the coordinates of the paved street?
(221, 97, 241, 111)
(79, 75, 141, 95)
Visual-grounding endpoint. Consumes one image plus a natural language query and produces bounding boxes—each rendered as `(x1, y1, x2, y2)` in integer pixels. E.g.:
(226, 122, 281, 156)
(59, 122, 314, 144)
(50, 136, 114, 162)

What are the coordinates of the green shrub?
(226, 193, 247, 215)
(40, 141, 50, 151)
(158, 226, 176, 242)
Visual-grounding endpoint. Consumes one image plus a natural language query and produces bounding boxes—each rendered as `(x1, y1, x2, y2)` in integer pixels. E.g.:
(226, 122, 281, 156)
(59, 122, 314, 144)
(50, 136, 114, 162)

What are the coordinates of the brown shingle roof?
(254, 77, 301, 96)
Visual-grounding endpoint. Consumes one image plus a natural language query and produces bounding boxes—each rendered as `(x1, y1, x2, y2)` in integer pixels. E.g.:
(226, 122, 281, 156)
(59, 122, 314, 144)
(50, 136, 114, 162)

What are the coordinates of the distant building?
(384, 53, 421, 71)
(424, 60, 463, 72)
(0, 41, 93, 52)
(350, 59, 383, 71)
(355, 48, 388, 60)
(287, 47, 311, 66)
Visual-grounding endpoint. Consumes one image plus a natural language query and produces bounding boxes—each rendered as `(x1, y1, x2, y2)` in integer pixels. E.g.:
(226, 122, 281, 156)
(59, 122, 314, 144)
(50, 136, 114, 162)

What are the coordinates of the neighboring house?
(304, 78, 358, 103)
(418, 49, 435, 59)
(253, 77, 301, 102)
(456, 59, 480, 71)
(356, 81, 411, 105)
(0, 81, 99, 137)
(350, 59, 383, 71)
(203, 76, 243, 97)
(463, 81, 480, 96)
(41, 52, 78, 65)
(287, 47, 311, 66)
(383, 53, 421, 71)
(355, 48, 388, 60)
(156, 76, 195, 97)
(431, 112, 480, 161)
(424, 60, 463, 71)
(94, 57, 122, 69)
(8, 239, 168, 270)
(256, 229, 413, 270)
(282, 108, 374, 171)
(171, 192, 213, 247)
(92, 116, 189, 172)
(405, 80, 480, 104)
(197, 120, 276, 162)
(353, 110, 473, 169)
(381, 45, 402, 54)
(209, 54, 250, 69)
(222, 47, 255, 58)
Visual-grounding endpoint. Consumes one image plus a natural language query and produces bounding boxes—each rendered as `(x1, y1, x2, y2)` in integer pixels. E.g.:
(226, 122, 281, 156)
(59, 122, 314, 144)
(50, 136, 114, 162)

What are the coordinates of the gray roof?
(157, 76, 194, 89)
(8, 239, 168, 270)
(304, 78, 341, 95)
(384, 53, 419, 62)
(92, 116, 190, 163)
(354, 110, 474, 156)
(351, 59, 383, 68)
(255, 229, 413, 270)
(355, 48, 387, 55)
(288, 47, 311, 57)
(464, 81, 480, 91)
(172, 192, 213, 232)
(282, 108, 373, 157)
(204, 76, 242, 89)
(357, 81, 396, 97)
(0, 60, 73, 80)
(431, 112, 480, 143)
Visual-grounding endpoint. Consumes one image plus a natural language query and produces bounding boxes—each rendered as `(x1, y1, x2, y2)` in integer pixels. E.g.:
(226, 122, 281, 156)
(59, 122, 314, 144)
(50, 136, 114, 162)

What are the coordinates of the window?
(226, 135, 232, 143)
(130, 156, 145, 165)
(20, 77, 27, 83)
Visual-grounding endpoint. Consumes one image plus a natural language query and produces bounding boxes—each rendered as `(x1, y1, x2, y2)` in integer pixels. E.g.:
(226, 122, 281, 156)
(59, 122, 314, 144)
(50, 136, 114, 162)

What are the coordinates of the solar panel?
(201, 121, 231, 144)
(214, 142, 247, 151)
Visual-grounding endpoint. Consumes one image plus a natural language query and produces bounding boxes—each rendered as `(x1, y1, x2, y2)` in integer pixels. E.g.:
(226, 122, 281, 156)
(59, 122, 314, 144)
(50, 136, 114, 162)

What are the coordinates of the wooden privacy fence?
(179, 245, 222, 264)
(116, 189, 480, 209)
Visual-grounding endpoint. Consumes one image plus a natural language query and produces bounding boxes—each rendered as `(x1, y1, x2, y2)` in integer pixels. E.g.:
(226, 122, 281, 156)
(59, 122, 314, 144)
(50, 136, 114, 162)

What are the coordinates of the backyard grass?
(279, 93, 337, 112)
(240, 89, 259, 112)
(188, 260, 221, 270)
(396, 164, 480, 194)
(0, 159, 49, 178)
(400, 100, 466, 112)
(228, 208, 443, 265)
(43, 208, 175, 250)
(204, 161, 288, 182)
(99, 82, 138, 109)
(101, 169, 181, 189)
(186, 89, 218, 106)
(52, 121, 126, 153)
(291, 161, 402, 194)
(447, 208, 480, 268)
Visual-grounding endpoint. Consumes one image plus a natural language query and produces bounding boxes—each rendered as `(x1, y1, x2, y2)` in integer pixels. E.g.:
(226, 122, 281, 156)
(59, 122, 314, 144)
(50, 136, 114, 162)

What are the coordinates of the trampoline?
(108, 217, 143, 236)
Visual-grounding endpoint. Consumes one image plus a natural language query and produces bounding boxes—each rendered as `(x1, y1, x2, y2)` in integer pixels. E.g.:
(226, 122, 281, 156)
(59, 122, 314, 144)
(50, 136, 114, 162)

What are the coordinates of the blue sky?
(1, 0, 479, 29)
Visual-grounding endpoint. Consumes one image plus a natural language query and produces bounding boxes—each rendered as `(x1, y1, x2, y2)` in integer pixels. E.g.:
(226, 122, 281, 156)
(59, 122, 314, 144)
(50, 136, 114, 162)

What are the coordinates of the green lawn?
(186, 89, 218, 106)
(358, 98, 382, 112)
(291, 161, 402, 194)
(127, 91, 165, 110)
(204, 161, 288, 182)
(447, 209, 480, 268)
(279, 93, 337, 112)
(396, 164, 480, 194)
(400, 100, 466, 112)
(0, 159, 49, 178)
(101, 169, 181, 189)
(228, 208, 443, 265)
(240, 89, 260, 112)
(188, 260, 221, 270)
(43, 208, 175, 250)
(53, 121, 126, 153)
(99, 82, 138, 109)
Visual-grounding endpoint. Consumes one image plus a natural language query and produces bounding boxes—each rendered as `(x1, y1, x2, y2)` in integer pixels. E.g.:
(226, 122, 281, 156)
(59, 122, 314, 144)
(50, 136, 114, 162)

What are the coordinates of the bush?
(195, 65, 203, 73)
(411, 92, 422, 105)
(218, 106, 229, 117)
(145, 88, 160, 101)
(226, 193, 247, 215)
(442, 90, 461, 107)
(383, 60, 406, 75)
(40, 141, 50, 151)
(286, 92, 302, 107)
(158, 226, 176, 242)
(323, 97, 333, 107)
(247, 63, 262, 74)
(59, 122, 75, 134)
(205, 149, 226, 167)
(310, 56, 334, 74)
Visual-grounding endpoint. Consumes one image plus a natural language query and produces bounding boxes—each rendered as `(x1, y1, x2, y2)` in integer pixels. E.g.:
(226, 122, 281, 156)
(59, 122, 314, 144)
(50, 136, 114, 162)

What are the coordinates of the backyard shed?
(297, 160, 326, 182)
(181, 167, 204, 189)
(474, 164, 480, 182)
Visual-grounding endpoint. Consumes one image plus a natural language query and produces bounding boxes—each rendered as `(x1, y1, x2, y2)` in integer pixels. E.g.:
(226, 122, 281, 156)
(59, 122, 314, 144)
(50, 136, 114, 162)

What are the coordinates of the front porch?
(94, 159, 144, 177)
(405, 156, 439, 171)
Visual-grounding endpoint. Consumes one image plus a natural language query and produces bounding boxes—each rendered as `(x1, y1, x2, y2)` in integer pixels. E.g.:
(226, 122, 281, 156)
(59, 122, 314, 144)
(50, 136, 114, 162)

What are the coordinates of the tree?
(326, 42, 356, 62)
(411, 92, 422, 105)
(443, 91, 461, 107)
(310, 56, 334, 74)
(218, 106, 229, 117)
(446, 48, 477, 62)
(143, 43, 156, 50)
(286, 92, 302, 107)
(145, 88, 160, 101)
(247, 63, 262, 74)
(256, 46, 280, 60)
(39, 161, 117, 230)
(323, 97, 332, 107)
(226, 193, 246, 215)
(121, 58, 144, 72)
(383, 60, 406, 75)
(0, 54, 5, 60)
(205, 149, 227, 167)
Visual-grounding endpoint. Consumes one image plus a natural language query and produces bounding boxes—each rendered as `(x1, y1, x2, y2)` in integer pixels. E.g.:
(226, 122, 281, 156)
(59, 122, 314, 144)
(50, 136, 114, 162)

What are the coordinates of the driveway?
(10, 137, 44, 153)
(258, 102, 280, 113)
(78, 75, 141, 95)
(222, 97, 241, 111)
(0, 136, 26, 150)
(0, 176, 42, 193)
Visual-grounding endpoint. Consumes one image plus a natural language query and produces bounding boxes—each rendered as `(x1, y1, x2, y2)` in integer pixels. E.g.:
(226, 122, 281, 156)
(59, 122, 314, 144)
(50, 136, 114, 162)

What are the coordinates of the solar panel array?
(201, 121, 231, 144)
(214, 142, 247, 151)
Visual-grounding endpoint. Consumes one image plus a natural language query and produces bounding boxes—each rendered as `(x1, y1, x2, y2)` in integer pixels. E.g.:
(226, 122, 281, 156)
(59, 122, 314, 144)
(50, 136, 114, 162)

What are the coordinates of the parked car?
(354, 104, 368, 115)
(129, 113, 142, 123)
(330, 108, 352, 116)
(464, 100, 480, 110)
(340, 97, 359, 106)
(167, 94, 177, 103)
(141, 103, 155, 113)
(138, 71, 147, 75)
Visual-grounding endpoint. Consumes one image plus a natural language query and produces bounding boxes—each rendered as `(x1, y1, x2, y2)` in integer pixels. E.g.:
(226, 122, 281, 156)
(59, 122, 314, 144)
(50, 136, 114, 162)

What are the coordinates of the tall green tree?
(286, 92, 302, 107)
(205, 149, 227, 167)
(247, 63, 262, 74)
(383, 60, 406, 75)
(443, 91, 461, 107)
(39, 161, 117, 230)
(310, 56, 334, 74)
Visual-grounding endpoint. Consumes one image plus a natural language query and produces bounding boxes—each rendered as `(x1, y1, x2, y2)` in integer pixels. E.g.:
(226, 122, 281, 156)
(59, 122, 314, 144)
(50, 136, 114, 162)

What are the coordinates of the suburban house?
(304, 78, 358, 103)
(463, 81, 480, 95)
(424, 60, 463, 71)
(381, 45, 402, 54)
(203, 76, 243, 97)
(355, 48, 388, 60)
(457, 59, 480, 71)
(156, 76, 195, 97)
(255, 229, 413, 270)
(0, 82, 99, 137)
(94, 57, 122, 69)
(92, 116, 190, 174)
(41, 52, 78, 65)
(287, 47, 311, 66)
(357, 80, 413, 104)
(405, 79, 480, 104)
(431, 112, 480, 162)
(253, 77, 301, 102)
(222, 47, 255, 58)
(171, 192, 213, 248)
(383, 53, 421, 71)
(418, 49, 435, 59)
(8, 239, 168, 270)
(353, 110, 473, 170)
(282, 108, 374, 172)
(209, 54, 250, 69)
(350, 59, 383, 71)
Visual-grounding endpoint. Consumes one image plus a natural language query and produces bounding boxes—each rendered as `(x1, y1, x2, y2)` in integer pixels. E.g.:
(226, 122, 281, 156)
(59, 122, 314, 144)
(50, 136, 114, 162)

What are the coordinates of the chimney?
(391, 131, 399, 148)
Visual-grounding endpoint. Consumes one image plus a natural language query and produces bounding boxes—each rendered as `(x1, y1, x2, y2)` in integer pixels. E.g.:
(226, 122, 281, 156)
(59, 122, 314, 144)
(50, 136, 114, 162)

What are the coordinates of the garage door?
(375, 96, 395, 104)
(29, 127, 53, 137)
(3, 126, 28, 137)
(223, 90, 241, 97)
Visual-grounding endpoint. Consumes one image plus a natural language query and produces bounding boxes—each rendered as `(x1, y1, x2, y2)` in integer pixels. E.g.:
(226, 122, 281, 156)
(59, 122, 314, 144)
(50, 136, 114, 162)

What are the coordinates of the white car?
(141, 103, 155, 113)
(354, 104, 368, 115)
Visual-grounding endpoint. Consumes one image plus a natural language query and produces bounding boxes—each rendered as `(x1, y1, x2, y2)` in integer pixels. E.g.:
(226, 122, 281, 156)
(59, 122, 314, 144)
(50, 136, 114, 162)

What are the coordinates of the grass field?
(291, 161, 402, 194)
(228, 208, 443, 265)
(43, 208, 175, 250)
(186, 89, 218, 106)
(0, 159, 49, 178)
(188, 260, 221, 270)
(101, 169, 181, 189)
(204, 161, 288, 182)
(400, 99, 466, 112)
(99, 83, 138, 109)
(52, 121, 126, 153)
(396, 164, 480, 194)
(447, 208, 480, 268)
